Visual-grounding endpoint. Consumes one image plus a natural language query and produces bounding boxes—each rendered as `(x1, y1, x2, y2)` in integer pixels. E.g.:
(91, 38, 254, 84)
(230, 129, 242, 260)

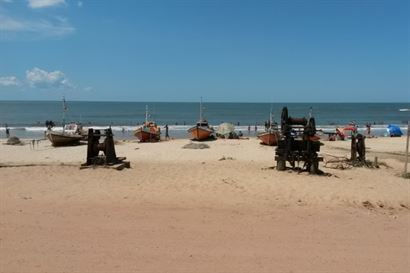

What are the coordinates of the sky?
(0, 0, 408, 102)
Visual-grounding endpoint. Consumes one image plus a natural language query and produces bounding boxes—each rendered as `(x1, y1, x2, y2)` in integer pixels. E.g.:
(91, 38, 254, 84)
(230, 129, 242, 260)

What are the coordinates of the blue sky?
(0, 0, 408, 102)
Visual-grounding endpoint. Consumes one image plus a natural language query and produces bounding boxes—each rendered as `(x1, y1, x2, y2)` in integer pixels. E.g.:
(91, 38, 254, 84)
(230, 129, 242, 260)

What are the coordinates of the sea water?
(0, 101, 408, 139)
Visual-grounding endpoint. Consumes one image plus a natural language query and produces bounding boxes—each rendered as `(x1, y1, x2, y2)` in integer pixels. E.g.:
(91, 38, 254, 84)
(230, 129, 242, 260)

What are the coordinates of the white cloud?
(77, 1, 82, 7)
(0, 14, 75, 37)
(27, 0, 65, 9)
(0, 15, 23, 31)
(0, 76, 19, 86)
(26, 67, 71, 89)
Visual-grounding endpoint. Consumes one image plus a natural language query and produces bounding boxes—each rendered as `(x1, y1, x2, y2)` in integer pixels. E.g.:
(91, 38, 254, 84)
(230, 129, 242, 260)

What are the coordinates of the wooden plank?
(79, 161, 130, 171)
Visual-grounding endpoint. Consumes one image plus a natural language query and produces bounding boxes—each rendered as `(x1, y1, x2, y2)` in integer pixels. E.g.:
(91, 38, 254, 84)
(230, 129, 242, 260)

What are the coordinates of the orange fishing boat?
(258, 108, 280, 146)
(134, 106, 161, 142)
(258, 130, 280, 146)
(187, 98, 214, 140)
(188, 121, 214, 140)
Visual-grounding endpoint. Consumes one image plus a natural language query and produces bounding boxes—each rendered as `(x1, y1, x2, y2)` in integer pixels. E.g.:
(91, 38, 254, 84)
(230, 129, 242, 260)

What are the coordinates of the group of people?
(45, 120, 56, 130)
(264, 120, 278, 131)
(349, 121, 372, 136)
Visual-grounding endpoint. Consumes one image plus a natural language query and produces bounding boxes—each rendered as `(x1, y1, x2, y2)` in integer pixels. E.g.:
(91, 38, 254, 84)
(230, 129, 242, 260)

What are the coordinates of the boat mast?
(62, 96, 67, 133)
(199, 97, 203, 122)
(145, 105, 148, 123)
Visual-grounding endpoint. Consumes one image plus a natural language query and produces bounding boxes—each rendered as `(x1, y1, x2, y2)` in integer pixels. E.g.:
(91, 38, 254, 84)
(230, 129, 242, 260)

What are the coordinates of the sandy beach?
(2, 0, 408, 271)
(0, 136, 409, 272)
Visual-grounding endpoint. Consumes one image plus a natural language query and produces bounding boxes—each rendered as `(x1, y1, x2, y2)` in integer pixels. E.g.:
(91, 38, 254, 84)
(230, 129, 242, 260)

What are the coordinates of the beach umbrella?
(216, 123, 235, 137)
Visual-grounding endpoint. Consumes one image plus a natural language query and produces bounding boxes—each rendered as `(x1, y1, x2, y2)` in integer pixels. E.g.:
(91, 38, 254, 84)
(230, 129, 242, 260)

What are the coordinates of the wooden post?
(405, 120, 409, 174)
(86, 128, 94, 165)
(356, 134, 366, 162)
(351, 135, 357, 161)
(105, 128, 117, 164)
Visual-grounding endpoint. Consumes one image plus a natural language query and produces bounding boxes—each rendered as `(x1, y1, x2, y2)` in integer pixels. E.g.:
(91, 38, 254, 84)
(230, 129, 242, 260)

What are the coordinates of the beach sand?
(0, 137, 409, 272)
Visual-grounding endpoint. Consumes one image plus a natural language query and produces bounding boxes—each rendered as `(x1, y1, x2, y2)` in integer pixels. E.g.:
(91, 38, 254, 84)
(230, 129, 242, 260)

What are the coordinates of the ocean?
(0, 101, 408, 139)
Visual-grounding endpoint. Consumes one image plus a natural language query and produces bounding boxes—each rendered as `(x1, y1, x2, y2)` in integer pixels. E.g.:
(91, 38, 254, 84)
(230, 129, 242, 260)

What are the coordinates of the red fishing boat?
(258, 130, 280, 146)
(134, 106, 161, 142)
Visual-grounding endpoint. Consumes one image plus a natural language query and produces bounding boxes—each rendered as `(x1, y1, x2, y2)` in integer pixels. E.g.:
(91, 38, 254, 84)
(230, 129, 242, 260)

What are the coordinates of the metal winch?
(82, 128, 130, 170)
(275, 107, 323, 174)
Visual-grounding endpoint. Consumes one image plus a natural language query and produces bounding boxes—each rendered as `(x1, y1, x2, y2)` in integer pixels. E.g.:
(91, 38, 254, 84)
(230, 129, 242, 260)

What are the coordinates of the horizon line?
(0, 99, 409, 104)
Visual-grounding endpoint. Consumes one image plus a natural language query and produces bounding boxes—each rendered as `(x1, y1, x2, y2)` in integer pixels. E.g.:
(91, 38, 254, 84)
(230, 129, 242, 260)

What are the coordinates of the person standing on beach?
(248, 125, 251, 135)
(366, 123, 371, 136)
(254, 123, 258, 133)
(5, 124, 10, 138)
(165, 124, 170, 140)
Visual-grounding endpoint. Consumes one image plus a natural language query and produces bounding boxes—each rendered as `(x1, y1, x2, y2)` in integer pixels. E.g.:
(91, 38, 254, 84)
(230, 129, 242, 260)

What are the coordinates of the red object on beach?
(335, 125, 358, 141)
(343, 126, 357, 132)
(134, 122, 161, 142)
(134, 105, 161, 142)
(258, 131, 280, 146)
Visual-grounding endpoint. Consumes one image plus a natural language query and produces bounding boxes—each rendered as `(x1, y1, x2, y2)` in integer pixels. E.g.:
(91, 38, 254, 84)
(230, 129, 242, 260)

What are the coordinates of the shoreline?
(0, 123, 408, 140)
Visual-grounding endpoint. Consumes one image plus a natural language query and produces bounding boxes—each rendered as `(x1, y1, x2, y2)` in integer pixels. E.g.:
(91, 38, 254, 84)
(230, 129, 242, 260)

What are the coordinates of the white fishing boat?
(47, 97, 85, 147)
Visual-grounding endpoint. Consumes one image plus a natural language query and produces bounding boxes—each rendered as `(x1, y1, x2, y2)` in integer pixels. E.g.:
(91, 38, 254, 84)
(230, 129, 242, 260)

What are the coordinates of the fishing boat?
(134, 105, 161, 142)
(188, 98, 214, 140)
(258, 130, 280, 146)
(258, 108, 280, 146)
(46, 98, 84, 147)
(47, 123, 84, 146)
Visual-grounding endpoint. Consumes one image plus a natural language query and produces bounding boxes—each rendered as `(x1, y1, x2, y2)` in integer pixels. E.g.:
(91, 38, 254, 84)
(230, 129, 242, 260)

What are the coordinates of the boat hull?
(47, 131, 83, 147)
(258, 131, 280, 146)
(188, 126, 213, 141)
(134, 128, 160, 142)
